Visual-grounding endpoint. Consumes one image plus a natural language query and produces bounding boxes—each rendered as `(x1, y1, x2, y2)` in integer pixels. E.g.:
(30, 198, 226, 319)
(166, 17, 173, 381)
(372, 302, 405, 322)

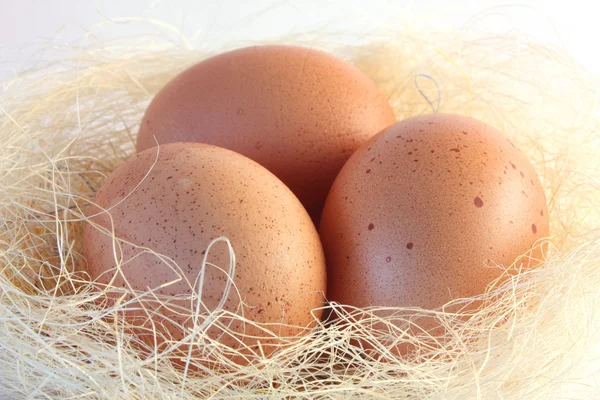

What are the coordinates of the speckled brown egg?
(319, 113, 548, 314)
(136, 45, 395, 221)
(83, 143, 326, 364)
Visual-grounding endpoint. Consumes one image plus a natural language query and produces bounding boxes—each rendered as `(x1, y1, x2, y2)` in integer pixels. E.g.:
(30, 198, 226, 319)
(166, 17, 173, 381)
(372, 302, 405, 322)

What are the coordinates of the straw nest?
(0, 25, 599, 399)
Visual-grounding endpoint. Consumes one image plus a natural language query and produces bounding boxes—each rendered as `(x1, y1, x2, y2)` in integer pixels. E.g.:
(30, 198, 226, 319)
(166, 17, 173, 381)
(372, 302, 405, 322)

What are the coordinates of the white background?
(0, 0, 599, 83)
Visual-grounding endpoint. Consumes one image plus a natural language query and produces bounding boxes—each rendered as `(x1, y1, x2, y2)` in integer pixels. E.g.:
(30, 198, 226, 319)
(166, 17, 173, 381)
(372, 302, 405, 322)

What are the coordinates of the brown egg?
(320, 113, 548, 319)
(83, 143, 326, 365)
(136, 45, 395, 221)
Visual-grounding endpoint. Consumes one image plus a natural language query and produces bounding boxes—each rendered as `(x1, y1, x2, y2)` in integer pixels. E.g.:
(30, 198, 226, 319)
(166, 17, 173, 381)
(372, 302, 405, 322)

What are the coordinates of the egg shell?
(136, 45, 396, 220)
(83, 143, 327, 364)
(319, 114, 549, 312)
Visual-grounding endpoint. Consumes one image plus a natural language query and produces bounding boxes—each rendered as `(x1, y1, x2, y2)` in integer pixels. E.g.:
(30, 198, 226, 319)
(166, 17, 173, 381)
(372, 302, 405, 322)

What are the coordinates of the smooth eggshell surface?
(136, 45, 395, 220)
(319, 114, 549, 312)
(83, 143, 326, 363)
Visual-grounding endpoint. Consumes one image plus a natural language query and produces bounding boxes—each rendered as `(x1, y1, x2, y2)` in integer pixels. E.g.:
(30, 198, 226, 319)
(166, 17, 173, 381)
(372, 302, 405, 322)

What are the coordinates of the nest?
(0, 24, 599, 399)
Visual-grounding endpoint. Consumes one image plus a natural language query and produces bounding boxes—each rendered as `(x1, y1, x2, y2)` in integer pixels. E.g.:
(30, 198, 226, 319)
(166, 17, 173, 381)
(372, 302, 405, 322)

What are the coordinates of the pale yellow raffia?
(0, 26, 599, 399)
